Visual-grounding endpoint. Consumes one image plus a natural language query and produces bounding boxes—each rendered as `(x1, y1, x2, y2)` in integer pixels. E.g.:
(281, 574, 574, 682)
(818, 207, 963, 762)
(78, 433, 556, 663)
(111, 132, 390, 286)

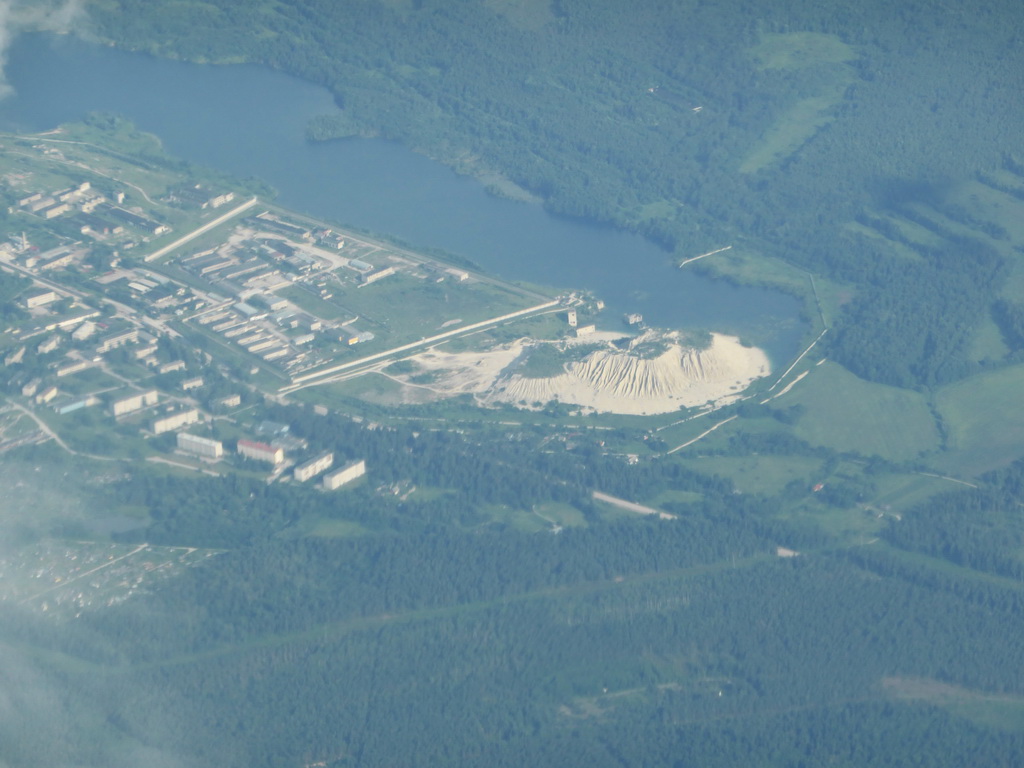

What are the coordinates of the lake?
(0, 33, 804, 363)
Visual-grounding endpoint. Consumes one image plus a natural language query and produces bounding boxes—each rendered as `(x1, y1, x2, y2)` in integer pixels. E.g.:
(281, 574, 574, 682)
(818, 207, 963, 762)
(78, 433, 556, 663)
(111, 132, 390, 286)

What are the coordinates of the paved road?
(145, 196, 259, 262)
(282, 298, 563, 392)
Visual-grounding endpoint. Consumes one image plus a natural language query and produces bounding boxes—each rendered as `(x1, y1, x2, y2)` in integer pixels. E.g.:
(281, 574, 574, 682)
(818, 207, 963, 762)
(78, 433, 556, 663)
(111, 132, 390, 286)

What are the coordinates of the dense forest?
(8, 467, 1024, 767)
(87, 0, 1024, 388)
(4, 416, 1024, 766)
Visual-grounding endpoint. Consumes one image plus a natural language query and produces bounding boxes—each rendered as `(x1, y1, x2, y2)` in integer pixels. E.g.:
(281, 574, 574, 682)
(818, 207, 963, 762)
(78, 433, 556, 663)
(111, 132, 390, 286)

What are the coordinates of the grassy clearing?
(535, 502, 588, 528)
(749, 32, 857, 70)
(337, 275, 534, 341)
(477, 503, 548, 532)
(931, 363, 1024, 476)
(678, 454, 824, 496)
(786, 501, 884, 541)
(0, 411, 39, 439)
(841, 221, 926, 263)
(884, 677, 1024, 732)
(903, 201, 1015, 261)
(965, 314, 1011, 364)
(944, 180, 1024, 304)
(951, 180, 1024, 246)
(298, 373, 410, 409)
(739, 94, 843, 174)
(869, 472, 955, 513)
(699, 246, 848, 335)
(786, 362, 941, 461)
(49, 370, 118, 398)
(741, 32, 857, 173)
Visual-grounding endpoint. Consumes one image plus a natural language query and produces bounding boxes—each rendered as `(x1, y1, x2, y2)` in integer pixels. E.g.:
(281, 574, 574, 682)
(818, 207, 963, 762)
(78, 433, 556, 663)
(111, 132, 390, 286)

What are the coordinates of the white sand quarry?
(397, 329, 770, 415)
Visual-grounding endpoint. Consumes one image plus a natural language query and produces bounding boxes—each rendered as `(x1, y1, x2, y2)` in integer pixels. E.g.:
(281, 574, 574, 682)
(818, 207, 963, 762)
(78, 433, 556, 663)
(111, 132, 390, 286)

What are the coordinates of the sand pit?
(392, 329, 770, 415)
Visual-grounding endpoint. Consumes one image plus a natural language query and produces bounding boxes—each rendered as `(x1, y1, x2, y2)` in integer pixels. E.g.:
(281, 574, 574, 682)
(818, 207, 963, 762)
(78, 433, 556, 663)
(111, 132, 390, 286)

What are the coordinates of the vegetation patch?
(517, 342, 599, 378)
(786, 362, 941, 461)
(305, 112, 366, 142)
(679, 454, 825, 497)
(739, 94, 844, 174)
(884, 677, 1024, 732)
(748, 32, 857, 70)
(931, 363, 1024, 475)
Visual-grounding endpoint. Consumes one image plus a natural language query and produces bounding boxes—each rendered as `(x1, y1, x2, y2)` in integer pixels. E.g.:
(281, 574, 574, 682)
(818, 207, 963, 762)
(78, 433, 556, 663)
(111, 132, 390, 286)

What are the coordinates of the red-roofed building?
(237, 438, 284, 465)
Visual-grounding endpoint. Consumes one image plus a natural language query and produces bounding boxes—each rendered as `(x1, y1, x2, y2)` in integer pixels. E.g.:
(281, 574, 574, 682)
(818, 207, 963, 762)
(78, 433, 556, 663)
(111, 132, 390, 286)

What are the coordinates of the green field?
(785, 362, 941, 461)
(740, 32, 856, 173)
(748, 31, 857, 71)
(739, 94, 845, 175)
(678, 454, 824, 496)
(931, 362, 1024, 476)
(965, 315, 1011, 364)
(884, 676, 1024, 732)
(869, 472, 958, 513)
(534, 501, 588, 528)
(331, 274, 537, 339)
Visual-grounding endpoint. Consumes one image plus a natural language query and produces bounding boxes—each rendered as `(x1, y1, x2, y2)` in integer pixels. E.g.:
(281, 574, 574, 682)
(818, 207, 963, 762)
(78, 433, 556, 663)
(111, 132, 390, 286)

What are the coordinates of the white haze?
(0, 0, 86, 98)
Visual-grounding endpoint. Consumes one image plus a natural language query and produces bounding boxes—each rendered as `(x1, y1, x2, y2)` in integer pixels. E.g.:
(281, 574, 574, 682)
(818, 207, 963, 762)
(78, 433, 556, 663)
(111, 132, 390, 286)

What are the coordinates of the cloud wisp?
(0, 0, 87, 99)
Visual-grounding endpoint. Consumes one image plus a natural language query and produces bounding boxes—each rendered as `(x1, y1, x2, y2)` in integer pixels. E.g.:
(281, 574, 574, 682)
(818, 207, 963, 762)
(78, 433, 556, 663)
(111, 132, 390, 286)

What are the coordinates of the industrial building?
(97, 329, 139, 353)
(23, 290, 58, 309)
(237, 438, 284, 465)
(36, 386, 59, 404)
(110, 389, 159, 416)
(218, 394, 242, 408)
(151, 408, 200, 435)
(55, 359, 94, 378)
(294, 451, 334, 482)
(159, 360, 186, 374)
(56, 396, 100, 416)
(360, 266, 396, 286)
(323, 460, 366, 490)
(177, 432, 223, 459)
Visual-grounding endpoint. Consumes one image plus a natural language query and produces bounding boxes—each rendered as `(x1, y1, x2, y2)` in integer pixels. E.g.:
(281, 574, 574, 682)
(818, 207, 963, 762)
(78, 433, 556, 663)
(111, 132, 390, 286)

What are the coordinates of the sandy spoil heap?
(485, 330, 770, 415)
(395, 329, 769, 415)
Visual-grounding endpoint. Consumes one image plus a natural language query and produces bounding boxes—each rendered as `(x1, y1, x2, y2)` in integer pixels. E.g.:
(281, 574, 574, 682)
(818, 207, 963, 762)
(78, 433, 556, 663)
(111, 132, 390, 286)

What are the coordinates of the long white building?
(152, 408, 200, 435)
(294, 451, 333, 482)
(323, 460, 366, 490)
(111, 389, 159, 416)
(177, 432, 223, 459)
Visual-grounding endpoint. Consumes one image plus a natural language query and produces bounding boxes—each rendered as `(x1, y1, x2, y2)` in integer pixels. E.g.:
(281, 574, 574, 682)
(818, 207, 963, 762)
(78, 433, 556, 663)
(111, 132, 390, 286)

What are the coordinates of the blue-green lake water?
(1, 33, 804, 363)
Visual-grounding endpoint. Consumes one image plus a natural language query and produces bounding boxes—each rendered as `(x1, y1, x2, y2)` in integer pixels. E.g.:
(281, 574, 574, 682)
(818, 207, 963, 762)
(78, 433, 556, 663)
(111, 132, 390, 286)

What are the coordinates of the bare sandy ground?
(393, 329, 770, 415)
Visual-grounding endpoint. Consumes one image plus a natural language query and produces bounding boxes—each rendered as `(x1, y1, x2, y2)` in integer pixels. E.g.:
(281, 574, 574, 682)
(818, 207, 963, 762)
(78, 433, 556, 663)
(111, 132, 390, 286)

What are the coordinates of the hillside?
(85, 0, 1024, 388)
